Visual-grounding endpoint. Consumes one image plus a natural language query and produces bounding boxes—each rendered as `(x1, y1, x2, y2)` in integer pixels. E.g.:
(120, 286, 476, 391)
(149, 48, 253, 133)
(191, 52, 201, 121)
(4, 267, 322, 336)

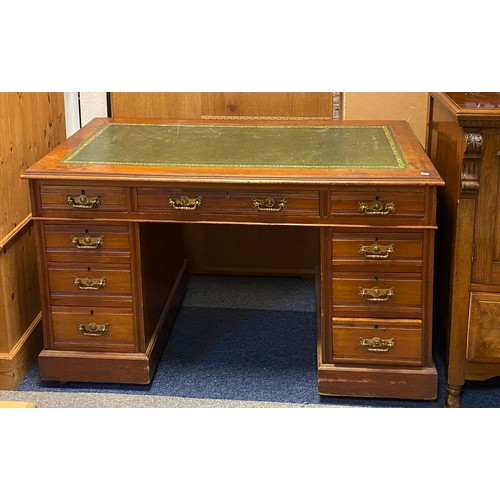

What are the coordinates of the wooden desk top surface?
(23, 118, 443, 186)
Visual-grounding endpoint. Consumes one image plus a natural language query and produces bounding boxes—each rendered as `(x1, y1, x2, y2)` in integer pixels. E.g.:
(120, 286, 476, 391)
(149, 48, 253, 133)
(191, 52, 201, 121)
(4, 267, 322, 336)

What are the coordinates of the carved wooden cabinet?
(427, 92, 500, 407)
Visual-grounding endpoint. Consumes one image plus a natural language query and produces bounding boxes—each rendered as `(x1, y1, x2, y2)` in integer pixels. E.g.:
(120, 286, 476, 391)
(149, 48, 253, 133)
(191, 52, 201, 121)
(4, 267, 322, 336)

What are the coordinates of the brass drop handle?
(71, 235, 104, 249)
(77, 322, 109, 337)
(73, 276, 107, 290)
(359, 200, 395, 215)
(253, 197, 287, 212)
(359, 286, 394, 302)
(67, 194, 101, 209)
(359, 243, 394, 260)
(168, 196, 202, 210)
(359, 337, 395, 352)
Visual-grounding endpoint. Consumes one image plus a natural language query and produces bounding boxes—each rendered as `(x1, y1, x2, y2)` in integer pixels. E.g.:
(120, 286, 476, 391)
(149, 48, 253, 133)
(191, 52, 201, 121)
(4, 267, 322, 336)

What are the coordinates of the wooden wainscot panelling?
(0, 228, 43, 389)
(0, 92, 66, 389)
(110, 92, 203, 119)
(200, 92, 334, 119)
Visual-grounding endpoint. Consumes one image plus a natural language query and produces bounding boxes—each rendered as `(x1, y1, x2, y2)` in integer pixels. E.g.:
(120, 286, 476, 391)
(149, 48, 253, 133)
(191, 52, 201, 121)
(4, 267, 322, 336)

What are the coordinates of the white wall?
(63, 92, 108, 138)
(79, 92, 108, 126)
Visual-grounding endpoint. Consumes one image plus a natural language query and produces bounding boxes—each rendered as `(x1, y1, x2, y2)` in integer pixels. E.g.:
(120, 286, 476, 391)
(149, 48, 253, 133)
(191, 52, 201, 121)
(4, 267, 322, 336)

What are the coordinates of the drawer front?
(48, 263, 132, 297)
(51, 306, 135, 351)
(137, 187, 320, 220)
(39, 185, 130, 216)
(330, 188, 426, 225)
(466, 293, 500, 363)
(331, 318, 423, 366)
(331, 231, 423, 272)
(43, 223, 131, 263)
(331, 272, 422, 318)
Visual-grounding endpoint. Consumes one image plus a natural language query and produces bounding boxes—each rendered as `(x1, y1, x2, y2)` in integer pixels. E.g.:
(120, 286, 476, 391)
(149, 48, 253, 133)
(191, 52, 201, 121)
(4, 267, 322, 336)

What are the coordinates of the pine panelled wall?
(0, 92, 66, 389)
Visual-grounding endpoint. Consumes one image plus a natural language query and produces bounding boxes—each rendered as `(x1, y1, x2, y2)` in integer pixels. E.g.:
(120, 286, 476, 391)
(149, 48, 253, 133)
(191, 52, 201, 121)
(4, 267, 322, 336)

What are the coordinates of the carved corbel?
(461, 130, 483, 194)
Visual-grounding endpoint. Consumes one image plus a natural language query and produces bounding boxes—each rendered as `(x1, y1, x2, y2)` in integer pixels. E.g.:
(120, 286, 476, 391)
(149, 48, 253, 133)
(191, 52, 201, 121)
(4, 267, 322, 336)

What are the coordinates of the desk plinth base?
(39, 350, 154, 384)
(318, 362, 438, 400)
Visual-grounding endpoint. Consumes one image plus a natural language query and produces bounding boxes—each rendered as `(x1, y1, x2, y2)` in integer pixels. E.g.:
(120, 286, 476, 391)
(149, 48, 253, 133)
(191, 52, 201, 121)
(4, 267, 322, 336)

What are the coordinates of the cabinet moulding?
(461, 130, 483, 194)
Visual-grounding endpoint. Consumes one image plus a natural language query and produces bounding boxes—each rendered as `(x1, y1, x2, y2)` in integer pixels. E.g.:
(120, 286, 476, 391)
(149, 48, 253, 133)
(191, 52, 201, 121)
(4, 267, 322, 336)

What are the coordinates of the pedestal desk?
(22, 118, 443, 399)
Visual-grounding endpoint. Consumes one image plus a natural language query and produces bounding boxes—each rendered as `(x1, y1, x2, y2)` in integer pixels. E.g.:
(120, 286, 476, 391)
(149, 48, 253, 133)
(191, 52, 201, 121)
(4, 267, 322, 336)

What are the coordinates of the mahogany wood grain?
(318, 364, 438, 399)
(51, 306, 135, 351)
(43, 222, 131, 263)
(331, 230, 424, 272)
(331, 272, 422, 319)
(331, 318, 423, 366)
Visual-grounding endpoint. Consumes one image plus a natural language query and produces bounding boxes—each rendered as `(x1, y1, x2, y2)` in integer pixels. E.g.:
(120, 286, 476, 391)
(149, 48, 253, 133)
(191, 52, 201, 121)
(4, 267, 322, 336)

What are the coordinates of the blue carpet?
(15, 276, 500, 407)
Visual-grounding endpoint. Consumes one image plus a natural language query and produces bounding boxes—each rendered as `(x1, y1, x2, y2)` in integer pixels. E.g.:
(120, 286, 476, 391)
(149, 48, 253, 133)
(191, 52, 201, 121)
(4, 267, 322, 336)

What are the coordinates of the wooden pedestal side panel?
(0, 92, 66, 389)
(110, 92, 334, 276)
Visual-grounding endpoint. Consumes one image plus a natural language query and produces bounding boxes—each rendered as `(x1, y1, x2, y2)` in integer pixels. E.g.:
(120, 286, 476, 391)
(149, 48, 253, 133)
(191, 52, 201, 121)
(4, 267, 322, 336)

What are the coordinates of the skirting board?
(0, 313, 43, 390)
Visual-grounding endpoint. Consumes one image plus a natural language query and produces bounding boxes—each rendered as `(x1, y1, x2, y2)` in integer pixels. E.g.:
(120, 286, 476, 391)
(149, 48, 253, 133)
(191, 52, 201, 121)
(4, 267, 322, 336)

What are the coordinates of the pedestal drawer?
(331, 272, 422, 318)
(43, 222, 131, 263)
(51, 306, 135, 352)
(331, 318, 423, 366)
(331, 231, 423, 272)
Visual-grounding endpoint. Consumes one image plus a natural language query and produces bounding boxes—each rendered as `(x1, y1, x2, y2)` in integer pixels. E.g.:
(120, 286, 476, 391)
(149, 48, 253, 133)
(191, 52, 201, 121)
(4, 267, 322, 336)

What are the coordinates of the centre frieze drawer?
(136, 187, 320, 220)
(331, 272, 422, 319)
(331, 318, 423, 366)
(50, 306, 135, 352)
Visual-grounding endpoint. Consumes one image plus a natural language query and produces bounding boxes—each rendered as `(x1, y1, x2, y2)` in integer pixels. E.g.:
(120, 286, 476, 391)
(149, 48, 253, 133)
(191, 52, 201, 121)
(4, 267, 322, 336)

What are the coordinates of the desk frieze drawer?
(39, 185, 130, 216)
(43, 222, 131, 263)
(331, 318, 423, 366)
(136, 187, 320, 220)
(331, 231, 423, 272)
(330, 188, 426, 224)
(51, 306, 135, 352)
(331, 272, 422, 318)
